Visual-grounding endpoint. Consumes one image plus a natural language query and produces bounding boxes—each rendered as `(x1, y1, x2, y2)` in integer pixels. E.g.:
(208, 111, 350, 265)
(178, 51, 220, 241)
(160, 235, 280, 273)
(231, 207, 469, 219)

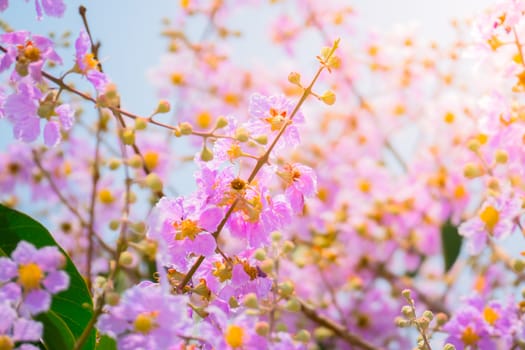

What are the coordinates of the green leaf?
(0, 204, 96, 350)
(441, 219, 463, 273)
(96, 335, 117, 350)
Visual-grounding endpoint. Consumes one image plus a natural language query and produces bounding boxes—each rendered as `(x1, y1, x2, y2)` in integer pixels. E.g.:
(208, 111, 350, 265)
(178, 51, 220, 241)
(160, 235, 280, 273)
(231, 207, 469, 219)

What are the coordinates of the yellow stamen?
(143, 151, 159, 171)
(225, 325, 244, 348)
(174, 219, 201, 240)
(18, 262, 44, 290)
(460, 326, 479, 346)
(98, 189, 115, 205)
(83, 53, 99, 70)
(483, 306, 500, 326)
(479, 205, 499, 233)
(0, 335, 14, 350)
(133, 312, 158, 334)
(196, 111, 212, 129)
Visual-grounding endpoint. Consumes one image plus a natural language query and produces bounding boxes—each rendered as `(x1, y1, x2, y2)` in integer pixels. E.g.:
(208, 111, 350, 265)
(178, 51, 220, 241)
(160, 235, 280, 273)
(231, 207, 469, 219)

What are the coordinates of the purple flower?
(4, 82, 75, 146)
(0, 31, 61, 80)
(278, 163, 317, 213)
(0, 302, 43, 350)
(33, 0, 66, 19)
(148, 196, 221, 270)
(75, 30, 109, 92)
(247, 93, 304, 150)
(443, 305, 494, 350)
(459, 192, 521, 254)
(97, 284, 191, 350)
(0, 241, 69, 315)
(4, 82, 41, 142)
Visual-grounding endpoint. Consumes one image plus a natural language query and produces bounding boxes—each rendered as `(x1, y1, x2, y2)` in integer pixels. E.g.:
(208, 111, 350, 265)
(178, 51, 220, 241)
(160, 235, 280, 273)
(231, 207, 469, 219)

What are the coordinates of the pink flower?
(74, 30, 110, 92)
(0, 31, 61, 81)
(148, 196, 222, 270)
(278, 163, 317, 213)
(459, 192, 521, 254)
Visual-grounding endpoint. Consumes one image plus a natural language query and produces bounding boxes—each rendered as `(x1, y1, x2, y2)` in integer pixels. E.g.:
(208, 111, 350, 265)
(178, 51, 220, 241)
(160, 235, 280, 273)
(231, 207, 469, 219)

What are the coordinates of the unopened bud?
(314, 327, 334, 340)
(109, 220, 120, 231)
(253, 248, 266, 261)
(260, 259, 274, 274)
(155, 100, 171, 114)
(145, 173, 163, 192)
(463, 163, 484, 179)
(435, 313, 448, 326)
(285, 297, 301, 312)
(200, 146, 214, 162)
(443, 344, 456, 350)
(108, 158, 121, 170)
(327, 55, 341, 70)
(288, 71, 301, 85)
(179, 122, 193, 135)
(282, 240, 295, 253)
(320, 90, 336, 105)
(293, 329, 311, 343)
(215, 116, 228, 129)
(494, 149, 508, 164)
(395, 316, 410, 327)
(235, 128, 250, 142)
(402, 305, 415, 318)
(512, 259, 525, 273)
(121, 128, 135, 145)
(119, 251, 134, 266)
(243, 293, 259, 309)
(135, 118, 148, 130)
(128, 154, 142, 168)
(279, 281, 295, 297)
(422, 310, 434, 321)
(467, 139, 481, 152)
(255, 322, 269, 336)
(254, 135, 267, 145)
(271, 231, 283, 242)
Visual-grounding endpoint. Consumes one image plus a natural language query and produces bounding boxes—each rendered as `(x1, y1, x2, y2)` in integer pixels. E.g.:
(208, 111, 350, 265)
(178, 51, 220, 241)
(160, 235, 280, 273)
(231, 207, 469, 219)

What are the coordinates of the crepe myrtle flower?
(0, 302, 43, 350)
(277, 163, 317, 214)
(0, 31, 62, 81)
(443, 304, 495, 350)
(74, 30, 109, 92)
(0, 0, 65, 19)
(0, 241, 69, 315)
(247, 93, 304, 149)
(3, 82, 75, 146)
(147, 196, 223, 269)
(459, 192, 521, 254)
(97, 283, 191, 350)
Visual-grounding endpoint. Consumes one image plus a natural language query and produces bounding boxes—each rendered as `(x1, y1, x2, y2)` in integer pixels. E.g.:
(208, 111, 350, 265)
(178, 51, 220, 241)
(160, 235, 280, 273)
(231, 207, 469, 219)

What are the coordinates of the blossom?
(247, 93, 304, 150)
(75, 30, 109, 92)
(0, 241, 69, 315)
(97, 284, 191, 350)
(458, 192, 521, 254)
(0, 302, 42, 350)
(443, 305, 495, 350)
(4, 82, 75, 146)
(0, 31, 61, 81)
(147, 196, 222, 270)
(278, 163, 317, 213)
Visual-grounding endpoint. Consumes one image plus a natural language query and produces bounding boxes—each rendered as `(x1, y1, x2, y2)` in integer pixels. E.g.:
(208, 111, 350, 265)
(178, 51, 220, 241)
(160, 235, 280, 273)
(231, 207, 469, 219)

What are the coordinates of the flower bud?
(463, 163, 484, 179)
(255, 322, 269, 336)
(215, 116, 228, 129)
(254, 135, 268, 145)
(293, 329, 311, 343)
(127, 154, 142, 168)
(401, 305, 415, 318)
(320, 90, 336, 105)
(494, 149, 508, 164)
(435, 312, 448, 326)
(119, 251, 134, 266)
(135, 118, 148, 130)
(260, 259, 274, 274)
(282, 240, 295, 253)
(467, 139, 480, 152)
(422, 310, 434, 321)
(285, 297, 301, 312)
(200, 146, 214, 162)
(109, 220, 120, 231)
(179, 122, 193, 135)
(253, 248, 266, 261)
(288, 71, 301, 85)
(314, 327, 334, 340)
(395, 316, 410, 327)
(443, 344, 456, 350)
(512, 259, 525, 273)
(108, 158, 121, 170)
(121, 128, 135, 145)
(242, 293, 258, 309)
(271, 231, 283, 242)
(145, 173, 163, 192)
(235, 128, 250, 142)
(155, 100, 171, 114)
(279, 281, 295, 297)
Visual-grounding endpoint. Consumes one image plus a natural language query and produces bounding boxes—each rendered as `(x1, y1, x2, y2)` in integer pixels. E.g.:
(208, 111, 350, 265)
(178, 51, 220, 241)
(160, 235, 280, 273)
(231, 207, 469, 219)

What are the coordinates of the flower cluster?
(0, 241, 69, 349)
